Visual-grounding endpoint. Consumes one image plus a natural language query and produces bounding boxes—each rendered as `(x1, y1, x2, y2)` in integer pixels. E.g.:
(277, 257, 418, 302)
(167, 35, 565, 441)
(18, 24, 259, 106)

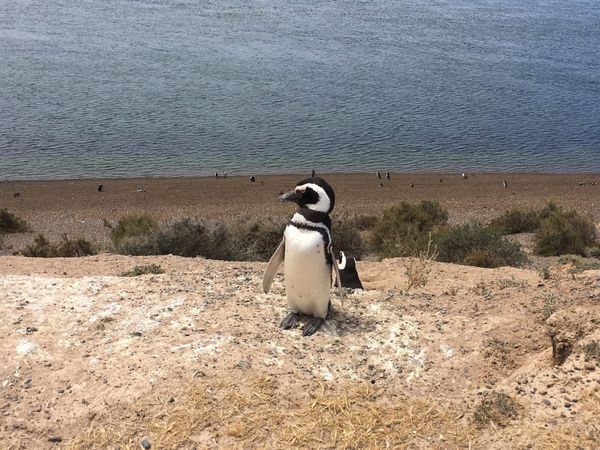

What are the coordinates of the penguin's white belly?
(284, 226, 331, 319)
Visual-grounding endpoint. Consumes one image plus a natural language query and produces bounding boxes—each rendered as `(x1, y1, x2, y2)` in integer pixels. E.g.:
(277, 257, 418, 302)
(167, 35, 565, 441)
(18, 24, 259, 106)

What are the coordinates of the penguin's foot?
(302, 317, 325, 336)
(280, 312, 300, 329)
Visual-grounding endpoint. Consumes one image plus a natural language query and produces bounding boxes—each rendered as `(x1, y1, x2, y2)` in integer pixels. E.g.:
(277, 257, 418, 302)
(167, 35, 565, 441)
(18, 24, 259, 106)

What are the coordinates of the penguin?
(502, 180, 508, 188)
(97, 184, 103, 192)
(377, 171, 381, 179)
(334, 251, 363, 289)
(263, 177, 343, 336)
(311, 169, 316, 177)
(13, 192, 20, 198)
(386, 171, 390, 180)
(250, 176, 256, 183)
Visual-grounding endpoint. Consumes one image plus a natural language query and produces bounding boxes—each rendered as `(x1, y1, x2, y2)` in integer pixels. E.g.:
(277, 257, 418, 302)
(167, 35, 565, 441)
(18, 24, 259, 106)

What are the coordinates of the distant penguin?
(409, 183, 415, 188)
(136, 187, 146, 193)
(312, 169, 316, 177)
(439, 178, 443, 183)
(593, 182, 597, 186)
(462, 173, 468, 180)
(250, 176, 256, 183)
(578, 181, 585, 187)
(386, 171, 390, 180)
(13, 192, 20, 198)
(223, 171, 228, 178)
(97, 184, 103, 192)
(263, 176, 343, 336)
(503, 180, 508, 188)
(335, 251, 363, 289)
(377, 171, 382, 179)
(378, 183, 384, 188)
(215, 172, 219, 179)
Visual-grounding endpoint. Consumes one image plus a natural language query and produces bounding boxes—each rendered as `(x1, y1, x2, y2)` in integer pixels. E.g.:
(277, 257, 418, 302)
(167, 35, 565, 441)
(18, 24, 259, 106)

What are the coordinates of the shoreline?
(2, 172, 599, 253)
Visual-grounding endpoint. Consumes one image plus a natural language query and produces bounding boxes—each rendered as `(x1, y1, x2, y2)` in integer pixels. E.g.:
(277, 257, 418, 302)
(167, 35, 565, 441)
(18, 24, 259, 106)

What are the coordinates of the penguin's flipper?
(263, 239, 285, 293)
(329, 247, 344, 304)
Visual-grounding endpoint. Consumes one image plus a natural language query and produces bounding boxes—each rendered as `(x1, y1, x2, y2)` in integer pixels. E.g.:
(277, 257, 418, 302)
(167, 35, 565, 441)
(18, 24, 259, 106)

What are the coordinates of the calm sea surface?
(1, 0, 599, 180)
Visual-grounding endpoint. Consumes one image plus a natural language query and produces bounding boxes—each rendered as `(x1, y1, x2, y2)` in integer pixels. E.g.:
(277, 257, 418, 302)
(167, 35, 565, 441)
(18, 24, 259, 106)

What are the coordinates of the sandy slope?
(1, 254, 599, 449)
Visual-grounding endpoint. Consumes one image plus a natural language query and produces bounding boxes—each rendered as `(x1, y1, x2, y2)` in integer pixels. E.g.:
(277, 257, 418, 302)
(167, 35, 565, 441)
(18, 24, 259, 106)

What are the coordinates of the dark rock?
(48, 436, 62, 443)
(141, 438, 151, 449)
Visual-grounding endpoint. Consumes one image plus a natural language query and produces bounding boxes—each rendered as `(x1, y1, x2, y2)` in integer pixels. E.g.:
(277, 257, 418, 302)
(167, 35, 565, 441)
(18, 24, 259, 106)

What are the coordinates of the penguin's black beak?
(279, 190, 302, 203)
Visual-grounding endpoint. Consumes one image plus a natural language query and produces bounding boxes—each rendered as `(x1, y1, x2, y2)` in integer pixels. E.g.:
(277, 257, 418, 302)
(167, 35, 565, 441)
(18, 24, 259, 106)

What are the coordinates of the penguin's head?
(280, 177, 335, 213)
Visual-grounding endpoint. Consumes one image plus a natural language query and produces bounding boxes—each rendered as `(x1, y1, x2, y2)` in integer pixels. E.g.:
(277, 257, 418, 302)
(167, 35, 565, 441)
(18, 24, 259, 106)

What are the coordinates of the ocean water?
(1, 0, 599, 180)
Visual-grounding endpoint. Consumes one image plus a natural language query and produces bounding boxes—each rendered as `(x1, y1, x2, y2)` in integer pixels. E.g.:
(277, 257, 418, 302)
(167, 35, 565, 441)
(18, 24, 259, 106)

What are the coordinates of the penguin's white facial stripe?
(338, 252, 347, 270)
(295, 183, 331, 212)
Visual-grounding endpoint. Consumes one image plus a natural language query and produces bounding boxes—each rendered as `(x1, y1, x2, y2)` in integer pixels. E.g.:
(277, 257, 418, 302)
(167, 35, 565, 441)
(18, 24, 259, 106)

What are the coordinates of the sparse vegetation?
(534, 207, 597, 256)
(583, 341, 600, 361)
(22, 234, 96, 257)
(542, 294, 559, 321)
(473, 391, 519, 427)
(0, 209, 28, 234)
(370, 201, 448, 259)
(435, 222, 527, 268)
(121, 264, 165, 277)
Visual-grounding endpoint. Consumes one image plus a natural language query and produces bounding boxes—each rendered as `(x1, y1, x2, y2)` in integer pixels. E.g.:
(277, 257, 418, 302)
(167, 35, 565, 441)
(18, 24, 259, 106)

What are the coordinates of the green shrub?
(109, 214, 157, 246)
(534, 209, 597, 256)
(370, 201, 448, 258)
(332, 213, 367, 259)
(488, 208, 539, 234)
(233, 218, 287, 261)
(435, 222, 527, 268)
(116, 218, 236, 260)
(0, 209, 28, 233)
(22, 234, 96, 257)
(121, 264, 164, 277)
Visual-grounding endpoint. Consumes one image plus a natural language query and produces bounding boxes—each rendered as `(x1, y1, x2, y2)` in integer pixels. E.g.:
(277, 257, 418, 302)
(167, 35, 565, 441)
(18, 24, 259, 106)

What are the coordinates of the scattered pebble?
(141, 438, 151, 449)
(48, 436, 62, 443)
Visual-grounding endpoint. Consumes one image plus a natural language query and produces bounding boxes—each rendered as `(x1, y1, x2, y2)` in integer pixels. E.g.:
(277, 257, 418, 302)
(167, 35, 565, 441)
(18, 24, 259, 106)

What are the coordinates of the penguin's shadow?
(325, 307, 376, 336)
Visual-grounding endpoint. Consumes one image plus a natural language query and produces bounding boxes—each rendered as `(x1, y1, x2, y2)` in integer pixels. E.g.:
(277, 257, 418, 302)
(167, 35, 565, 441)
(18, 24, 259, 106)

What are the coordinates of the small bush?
(370, 201, 448, 258)
(22, 235, 57, 257)
(109, 214, 157, 246)
(0, 209, 28, 233)
(473, 391, 518, 427)
(534, 209, 597, 256)
(588, 246, 600, 259)
(56, 235, 96, 257)
(435, 222, 527, 268)
(332, 213, 367, 259)
(488, 208, 539, 234)
(121, 264, 165, 277)
(233, 218, 286, 261)
(583, 341, 600, 361)
(22, 234, 96, 257)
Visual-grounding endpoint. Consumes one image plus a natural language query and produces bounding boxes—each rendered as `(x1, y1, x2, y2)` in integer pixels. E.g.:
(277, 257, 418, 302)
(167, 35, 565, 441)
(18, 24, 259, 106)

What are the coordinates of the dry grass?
(405, 237, 438, 292)
(68, 375, 475, 449)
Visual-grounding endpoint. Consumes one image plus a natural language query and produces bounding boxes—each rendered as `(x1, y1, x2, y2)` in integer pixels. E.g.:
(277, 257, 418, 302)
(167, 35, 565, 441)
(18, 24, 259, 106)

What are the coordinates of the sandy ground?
(1, 254, 599, 449)
(2, 172, 600, 253)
